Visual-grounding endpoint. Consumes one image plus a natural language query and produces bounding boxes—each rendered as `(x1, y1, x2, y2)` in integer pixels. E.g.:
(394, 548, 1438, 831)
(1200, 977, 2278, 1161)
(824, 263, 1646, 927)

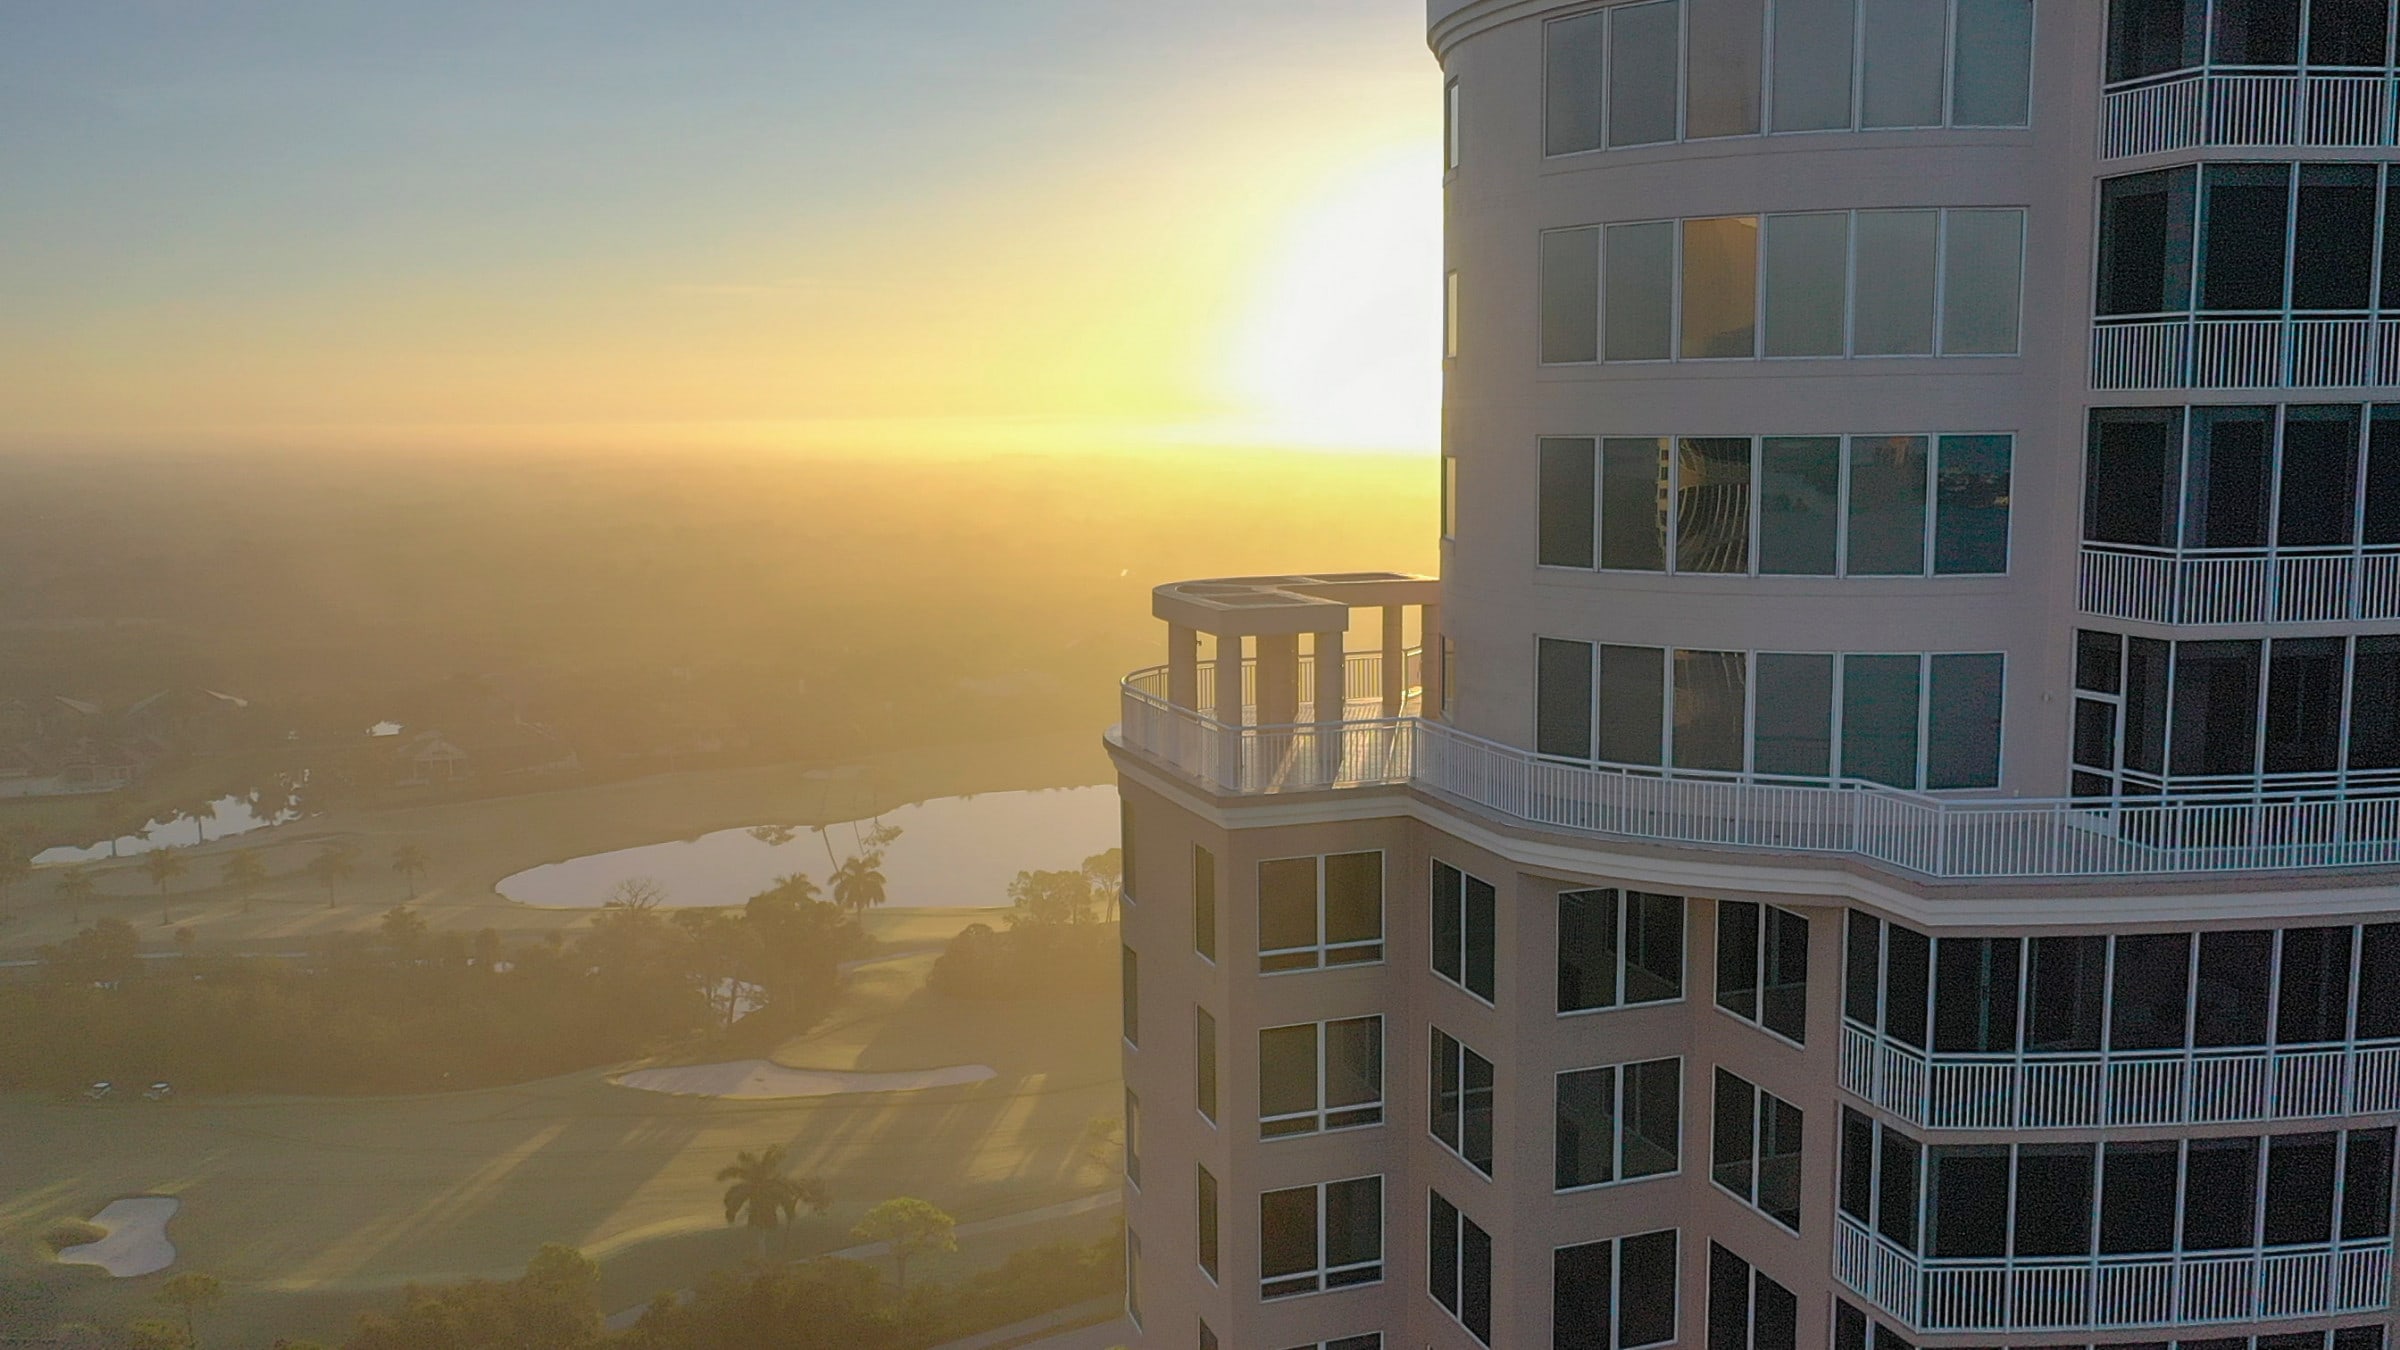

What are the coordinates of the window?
(1443, 453, 1459, 540)
(1429, 1190, 1493, 1345)
(1543, 0, 2028, 154)
(1125, 1088, 1142, 1186)
(1432, 861, 1498, 1002)
(2074, 625, 2400, 796)
(1555, 1230, 1679, 1350)
(2097, 163, 2400, 328)
(1285, 1340, 1385, 1350)
(1844, 1117, 2399, 1259)
(1201, 1322, 1215, 1350)
(1259, 852, 1383, 972)
(1260, 1016, 1384, 1138)
(1192, 845, 1215, 961)
(1538, 433, 2012, 576)
(1432, 1028, 1496, 1175)
(1195, 1007, 1217, 1123)
(1198, 1165, 1219, 1282)
(1557, 1057, 1683, 1190)
(1713, 1070, 1804, 1231)
(1260, 1176, 1382, 1299)
(1444, 79, 1462, 172)
(1707, 1243, 1797, 1350)
(1121, 946, 1138, 1046)
(1127, 1227, 1142, 1327)
(1445, 271, 1460, 360)
(1716, 901, 1808, 1043)
(1559, 887, 1684, 1012)
(1551, 208, 2025, 362)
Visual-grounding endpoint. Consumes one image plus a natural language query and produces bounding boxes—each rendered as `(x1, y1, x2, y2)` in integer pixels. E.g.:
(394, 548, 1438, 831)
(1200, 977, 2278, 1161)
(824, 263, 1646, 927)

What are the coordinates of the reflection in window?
(1559, 887, 1686, 1013)
(1557, 1058, 1683, 1190)
(1682, 217, 1761, 359)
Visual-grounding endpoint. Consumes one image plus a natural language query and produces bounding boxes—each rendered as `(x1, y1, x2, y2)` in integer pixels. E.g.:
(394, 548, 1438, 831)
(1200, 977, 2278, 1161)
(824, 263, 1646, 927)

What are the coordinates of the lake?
(495, 785, 1120, 910)
(35, 794, 297, 865)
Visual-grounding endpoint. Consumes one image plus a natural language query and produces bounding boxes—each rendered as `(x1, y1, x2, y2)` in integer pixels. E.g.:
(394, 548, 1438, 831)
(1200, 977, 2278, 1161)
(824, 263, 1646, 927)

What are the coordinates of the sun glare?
(1224, 146, 1444, 453)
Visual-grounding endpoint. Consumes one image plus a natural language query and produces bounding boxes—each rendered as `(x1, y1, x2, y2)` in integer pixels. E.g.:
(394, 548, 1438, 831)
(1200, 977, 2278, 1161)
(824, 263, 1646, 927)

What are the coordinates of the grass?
(0, 728, 1108, 956)
(0, 935, 1122, 1346)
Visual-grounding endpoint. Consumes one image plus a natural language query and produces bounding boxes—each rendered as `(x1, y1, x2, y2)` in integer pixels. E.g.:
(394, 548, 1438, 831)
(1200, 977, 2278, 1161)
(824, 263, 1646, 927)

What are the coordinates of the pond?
(35, 794, 300, 865)
(496, 785, 1120, 910)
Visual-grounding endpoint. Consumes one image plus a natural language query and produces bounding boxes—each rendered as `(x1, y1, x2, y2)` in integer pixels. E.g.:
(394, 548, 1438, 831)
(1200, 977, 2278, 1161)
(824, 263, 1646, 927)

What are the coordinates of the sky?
(0, 2, 1443, 456)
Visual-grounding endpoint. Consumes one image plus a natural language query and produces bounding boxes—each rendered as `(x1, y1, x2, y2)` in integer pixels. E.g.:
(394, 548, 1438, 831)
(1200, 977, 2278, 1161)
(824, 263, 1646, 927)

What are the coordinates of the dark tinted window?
(1927, 1146, 2009, 1256)
(2351, 637, 2400, 770)
(2277, 925, 2354, 1044)
(2309, 0, 2392, 65)
(2185, 405, 2271, 549)
(2087, 408, 2182, 547)
(1840, 1109, 1875, 1221)
(1885, 924, 1931, 1049)
(2359, 924, 2400, 1039)
(1553, 1241, 1612, 1350)
(2101, 1141, 2180, 1254)
(2169, 640, 2261, 778)
(2199, 164, 2291, 313)
(2108, 0, 2204, 80)
(2294, 166, 2379, 310)
(2366, 408, 2400, 544)
(1537, 639, 1595, 760)
(2027, 936, 2105, 1052)
(2196, 930, 2273, 1046)
(2183, 1137, 2260, 1249)
(2098, 169, 2195, 316)
(2013, 1145, 2096, 1256)
(2344, 1127, 2396, 1240)
(1935, 937, 2021, 1054)
(1619, 1229, 1678, 1347)
(2263, 1132, 2337, 1246)
(1540, 439, 1598, 568)
(2265, 637, 2346, 776)
(1718, 901, 1760, 1020)
(2110, 932, 2192, 1050)
(1845, 912, 1882, 1026)
(2278, 406, 2361, 547)
(2212, 0, 2301, 64)
(1878, 1128, 1921, 1248)
(1559, 889, 1619, 1013)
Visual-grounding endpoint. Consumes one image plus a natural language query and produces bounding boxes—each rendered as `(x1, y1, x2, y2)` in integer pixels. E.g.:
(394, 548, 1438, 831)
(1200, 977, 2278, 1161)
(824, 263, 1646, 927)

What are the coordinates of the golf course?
(0, 731, 1125, 1346)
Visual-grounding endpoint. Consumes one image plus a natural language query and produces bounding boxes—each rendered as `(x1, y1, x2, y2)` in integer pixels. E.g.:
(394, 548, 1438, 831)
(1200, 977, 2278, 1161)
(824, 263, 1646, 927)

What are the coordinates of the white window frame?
(1429, 1188, 1494, 1346)
(1712, 1067, 1805, 1234)
(1553, 1228, 1682, 1350)
(1557, 886, 1688, 1017)
(1431, 859, 1498, 1005)
(1716, 899, 1810, 1047)
(1555, 1055, 1685, 1193)
(1260, 1014, 1385, 1139)
(1430, 1025, 1497, 1177)
(1260, 1175, 1386, 1301)
(1257, 851, 1386, 974)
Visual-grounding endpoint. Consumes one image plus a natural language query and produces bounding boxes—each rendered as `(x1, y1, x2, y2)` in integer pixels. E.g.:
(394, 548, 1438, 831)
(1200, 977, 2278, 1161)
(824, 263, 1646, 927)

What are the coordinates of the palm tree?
(140, 849, 186, 925)
(849, 1196, 956, 1291)
(306, 843, 357, 909)
(829, 852, 888, 917)
(716, 1145, 830, 1258)
(219, 851, 267, 911)
(391, 843, 429, 899)
(56, 864, 96, 924)
(185, 797, 220, 844)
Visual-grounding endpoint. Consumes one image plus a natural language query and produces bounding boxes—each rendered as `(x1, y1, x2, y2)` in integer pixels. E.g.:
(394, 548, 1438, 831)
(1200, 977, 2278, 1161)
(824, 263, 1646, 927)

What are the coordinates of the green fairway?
(0, 910, 1123, 1345)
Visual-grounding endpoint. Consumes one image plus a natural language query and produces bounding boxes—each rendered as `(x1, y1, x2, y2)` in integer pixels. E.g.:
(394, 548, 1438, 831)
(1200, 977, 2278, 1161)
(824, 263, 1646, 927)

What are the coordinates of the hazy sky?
(0, 3, 1442, 455)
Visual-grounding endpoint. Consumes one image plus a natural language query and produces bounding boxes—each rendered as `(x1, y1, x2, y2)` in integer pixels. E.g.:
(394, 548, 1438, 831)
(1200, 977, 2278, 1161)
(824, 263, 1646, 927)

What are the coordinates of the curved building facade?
(1109, 2, 2400, 1347)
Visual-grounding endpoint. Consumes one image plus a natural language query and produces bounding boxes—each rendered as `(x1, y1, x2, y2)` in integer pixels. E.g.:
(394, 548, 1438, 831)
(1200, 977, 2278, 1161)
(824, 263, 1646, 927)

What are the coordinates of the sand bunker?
(57, 1197, 179, 1277)
(615, 1060, 995, 1100)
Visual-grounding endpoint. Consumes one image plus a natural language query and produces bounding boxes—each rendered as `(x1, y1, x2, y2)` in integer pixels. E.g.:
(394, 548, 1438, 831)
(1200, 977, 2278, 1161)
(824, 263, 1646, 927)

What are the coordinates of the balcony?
(2081, 543, 2400, 624)
(2103, 70, 2400, 159)
(1839, 1023, 2400, 1130)
(2093, 315, 2400, 391)
(1837, 1216, 2390, 1333)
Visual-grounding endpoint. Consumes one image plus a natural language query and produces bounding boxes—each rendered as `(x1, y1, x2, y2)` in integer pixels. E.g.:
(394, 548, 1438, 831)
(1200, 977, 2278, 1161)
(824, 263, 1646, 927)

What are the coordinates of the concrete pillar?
(1212, 634, 1246, 792)
(1422, 603, 1445, 720)
(1380, 605, 1406, 717)
(1167, 623, 1200, 711)
(1315, 628, 1348, 788)
(1256, 633, 1300, 729)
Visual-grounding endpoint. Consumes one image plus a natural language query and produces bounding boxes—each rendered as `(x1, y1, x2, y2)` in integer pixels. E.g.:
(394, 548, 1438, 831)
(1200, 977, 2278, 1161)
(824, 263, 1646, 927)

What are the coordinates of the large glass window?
(2098, 167, 2198, 317)
(1430, 1191, 1493, 1346)
(1540, 437, 1599, 569)
(1842, 654, 1922, 789)
(1847, 436, 1930, 574)
(1674, 648, 1748, 771)
(1606, 224, 1677, 361)
(1942, 210, 2026, 355)
(1198, 1165, 1218, 1281)
(1952, 0, 2035, 126)
(1557, 1057, 1683, 1190)
(1555, 1230, 1679, 1350)
(1192, 844, 1215, 962)
(1431, 1027, 1496, 1176)
(1432, 861, 1498, 1003)
(1260, 1176, 1383, 1299)
(1754, 652, 1834, 778)
(1610, 1, 1682, 148)
(1196, 1006, 1217, 1122)
(1714, 1070, 1805, 1232)
(1258, 853, 1384, 973)
(1762, 214, 1849, 358)
(1601, 437, 1669, 570)
(1543, 230, 1602, 365)
(1685, 0, 1765, 140)
(1260, 1016, 1383, 1138)
(1852, 212, 1939, 356)
(1717, 901, 1809, 1043)
(1707, 1243, 1798, 1350)
(1677, 438, 1753, 573)
(1546, 12, 1608, 156)
(1538, 637, 1596, 761)
(1559, 887, 1685, 1013)
(1682, 217, 1761, 358)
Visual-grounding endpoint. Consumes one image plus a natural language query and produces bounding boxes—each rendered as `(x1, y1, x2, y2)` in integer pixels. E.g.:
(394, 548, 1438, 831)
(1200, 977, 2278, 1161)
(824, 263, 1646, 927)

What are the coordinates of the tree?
(56, 864, 96, 924)
(0, 843, 31, 918)
(390, 843, 429, 899)
(828, 852, 888, 917)
(157, 1272, 223, 1348)
(849, 1197, 956, 1291)
(41, 918, 140, 986)
(140, 849, 187, 925)
(602, 876, 666, 911)
(1081, 848, 1123, 922)
(380, 906, 428, 960)
(1004, 869, 1094, 928)
(184, 798, 220, 845)
(716, 1145, 830, 1258)
(305, 843, 357, 908)
(219, 852, 266, 910)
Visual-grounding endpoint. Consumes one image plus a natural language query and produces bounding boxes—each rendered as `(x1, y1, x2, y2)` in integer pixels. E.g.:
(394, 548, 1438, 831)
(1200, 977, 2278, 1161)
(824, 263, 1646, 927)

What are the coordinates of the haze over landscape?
(0, 4, 1438, 1348)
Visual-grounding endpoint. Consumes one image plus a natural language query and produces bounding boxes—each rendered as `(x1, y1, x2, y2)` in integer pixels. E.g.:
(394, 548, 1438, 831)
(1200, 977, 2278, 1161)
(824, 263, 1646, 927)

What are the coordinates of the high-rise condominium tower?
(1109, 2, 2400, 1346)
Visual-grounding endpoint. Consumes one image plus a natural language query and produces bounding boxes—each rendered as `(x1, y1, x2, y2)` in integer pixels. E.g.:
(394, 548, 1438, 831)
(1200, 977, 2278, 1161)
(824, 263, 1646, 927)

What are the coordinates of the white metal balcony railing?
(2093, 316, 2400, 391)
(1838, 1023, 2400, 1130)
(1837, 1216, 2392, 1334)
(2103, 70, 2400, 158)
(2080, 544, 2400, 625)
(1119, 661, 2400, 880)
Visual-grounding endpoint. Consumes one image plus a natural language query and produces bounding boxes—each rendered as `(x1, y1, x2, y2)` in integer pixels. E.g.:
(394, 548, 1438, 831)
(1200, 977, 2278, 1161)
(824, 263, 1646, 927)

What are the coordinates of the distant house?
(391, 722, 579, 788)
(0, 737, 138, 799)
(122, 688, 252, 754)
